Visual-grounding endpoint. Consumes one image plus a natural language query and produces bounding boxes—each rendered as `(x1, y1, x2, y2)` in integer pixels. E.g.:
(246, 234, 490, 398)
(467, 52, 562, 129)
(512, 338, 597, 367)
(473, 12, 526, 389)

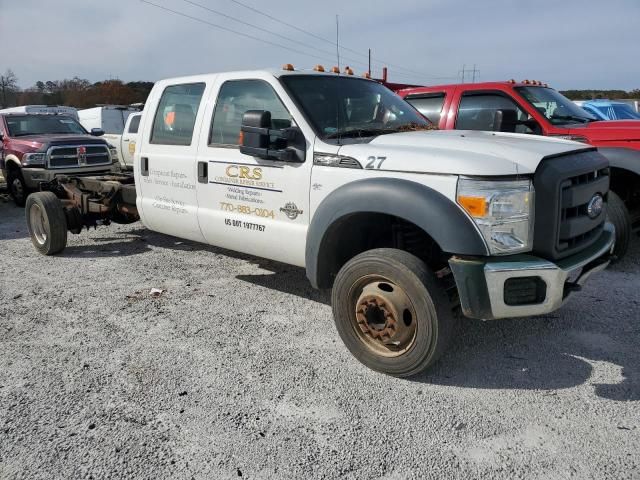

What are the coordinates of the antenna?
(368, 48, 372, 77)
(336, 15, 340, 70)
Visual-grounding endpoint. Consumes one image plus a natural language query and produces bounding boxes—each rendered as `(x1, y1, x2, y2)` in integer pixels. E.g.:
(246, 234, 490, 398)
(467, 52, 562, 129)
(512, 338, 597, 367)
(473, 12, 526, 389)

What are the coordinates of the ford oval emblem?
(587, 194, 604, 219)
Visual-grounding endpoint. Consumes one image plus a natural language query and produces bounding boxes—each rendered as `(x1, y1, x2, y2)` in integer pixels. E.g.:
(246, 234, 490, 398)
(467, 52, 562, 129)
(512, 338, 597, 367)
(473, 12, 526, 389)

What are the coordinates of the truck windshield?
(280, 75, 430, 141)
(5, 114, 87, 137)
(515, 87, 597, 125)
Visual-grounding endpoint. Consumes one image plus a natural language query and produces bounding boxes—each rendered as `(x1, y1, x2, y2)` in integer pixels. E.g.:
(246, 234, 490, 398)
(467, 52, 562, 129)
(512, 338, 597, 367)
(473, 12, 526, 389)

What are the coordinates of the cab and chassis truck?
(23, 68, 615, 376)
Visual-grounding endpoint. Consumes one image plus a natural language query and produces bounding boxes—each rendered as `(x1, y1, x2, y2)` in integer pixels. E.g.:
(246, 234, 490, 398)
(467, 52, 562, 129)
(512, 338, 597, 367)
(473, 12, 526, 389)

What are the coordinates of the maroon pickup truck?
(397, 81, 640, 258)
(0, 113, 118, 206)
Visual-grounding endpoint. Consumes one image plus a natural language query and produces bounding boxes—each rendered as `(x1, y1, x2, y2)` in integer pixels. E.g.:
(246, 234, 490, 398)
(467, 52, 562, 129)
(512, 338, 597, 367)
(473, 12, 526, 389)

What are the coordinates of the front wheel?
(607, 191, 631, 261)
(7, 168, 29, 207)
(25, 192, 68, 255)
(331, 248, 454, 377)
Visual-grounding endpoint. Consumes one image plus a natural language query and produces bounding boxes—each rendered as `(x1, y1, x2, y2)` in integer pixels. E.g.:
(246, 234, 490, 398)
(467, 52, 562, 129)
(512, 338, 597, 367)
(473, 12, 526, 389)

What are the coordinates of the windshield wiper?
(551, 114, 593, 123)
(325, 127, 400, 139)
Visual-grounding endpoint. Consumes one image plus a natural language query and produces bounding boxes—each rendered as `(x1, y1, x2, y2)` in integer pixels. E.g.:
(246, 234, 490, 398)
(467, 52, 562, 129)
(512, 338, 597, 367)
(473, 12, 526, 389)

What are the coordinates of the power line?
(223, 0, 454, 80)
(179, 0, 374, 71)
(139, 0, 336, 64)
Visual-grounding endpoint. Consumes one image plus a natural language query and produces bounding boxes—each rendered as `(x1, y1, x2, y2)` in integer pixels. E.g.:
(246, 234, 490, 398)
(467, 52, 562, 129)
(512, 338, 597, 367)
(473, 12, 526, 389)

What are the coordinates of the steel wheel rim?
(348, 275, 418, 358)
(11, 178, 24, 200)
(29, 203, 47, 245)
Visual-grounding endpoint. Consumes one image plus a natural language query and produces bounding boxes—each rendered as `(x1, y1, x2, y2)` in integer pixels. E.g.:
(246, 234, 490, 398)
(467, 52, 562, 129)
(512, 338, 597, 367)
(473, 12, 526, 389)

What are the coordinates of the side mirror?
(493, 109, 518, 133)
(239, 110, 301, 162)
(90, 128, 105, 136)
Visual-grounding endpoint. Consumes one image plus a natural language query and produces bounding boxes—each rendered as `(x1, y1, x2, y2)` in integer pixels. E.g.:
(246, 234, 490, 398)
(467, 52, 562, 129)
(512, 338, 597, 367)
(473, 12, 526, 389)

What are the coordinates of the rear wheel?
(331, 248, 454, 377)
(25, 192, 68, 255)
(607, 191, 631, 261)
(7, 168, 29, 207)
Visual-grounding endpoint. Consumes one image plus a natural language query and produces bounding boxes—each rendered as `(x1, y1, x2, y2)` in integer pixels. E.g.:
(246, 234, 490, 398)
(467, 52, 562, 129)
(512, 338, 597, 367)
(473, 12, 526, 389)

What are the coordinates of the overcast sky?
(1, 0, 638, 90)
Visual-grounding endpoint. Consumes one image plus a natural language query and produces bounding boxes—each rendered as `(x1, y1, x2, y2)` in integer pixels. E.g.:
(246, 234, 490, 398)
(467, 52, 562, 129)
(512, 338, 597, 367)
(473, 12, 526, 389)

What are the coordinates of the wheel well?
(5, 159, 21, 174)
(610, 167, 640, 218)
(315, 213, 449, 289)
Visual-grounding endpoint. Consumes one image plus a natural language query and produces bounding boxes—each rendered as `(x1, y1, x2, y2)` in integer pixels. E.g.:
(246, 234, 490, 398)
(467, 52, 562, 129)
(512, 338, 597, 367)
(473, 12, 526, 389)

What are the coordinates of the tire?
(331, 248, 454, 377)
(7, 168, 29, 207)
(607, 191, 631, 261)
(25, 192, 68, 255)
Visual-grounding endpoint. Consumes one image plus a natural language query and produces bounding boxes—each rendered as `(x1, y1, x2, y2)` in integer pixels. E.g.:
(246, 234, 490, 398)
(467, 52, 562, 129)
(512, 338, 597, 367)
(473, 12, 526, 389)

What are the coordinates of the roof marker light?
(362, 72, 371, 79)
(282, 63, 295, 71)
(331, 66, 340, 73)
(313, 65, 325, 72)
(344, 66, 354, 75)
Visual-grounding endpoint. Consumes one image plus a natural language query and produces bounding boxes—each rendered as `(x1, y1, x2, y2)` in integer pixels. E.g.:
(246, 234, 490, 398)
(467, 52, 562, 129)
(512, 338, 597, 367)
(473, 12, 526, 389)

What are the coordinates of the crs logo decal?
(280, 202, 303, 220)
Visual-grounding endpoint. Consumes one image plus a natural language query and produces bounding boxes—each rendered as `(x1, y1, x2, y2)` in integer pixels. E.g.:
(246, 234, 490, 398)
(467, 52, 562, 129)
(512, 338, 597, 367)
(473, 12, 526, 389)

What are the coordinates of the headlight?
(22, 153, 46, 167)
(457, 178, 534, 255)
(109, 147, 119, 162)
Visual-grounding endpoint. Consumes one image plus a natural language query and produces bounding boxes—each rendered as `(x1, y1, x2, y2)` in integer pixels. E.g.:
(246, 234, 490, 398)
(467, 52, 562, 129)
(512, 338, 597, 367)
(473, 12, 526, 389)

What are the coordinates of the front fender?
(598, 147, 640, 176)
(305, 177, 489, 288)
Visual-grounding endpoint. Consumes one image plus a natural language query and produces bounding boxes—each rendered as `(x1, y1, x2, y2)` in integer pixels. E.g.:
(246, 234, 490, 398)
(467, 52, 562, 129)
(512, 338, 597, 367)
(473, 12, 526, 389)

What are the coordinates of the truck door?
(122, 113, 141, 167)
(136, 82, 207, 243)
(195, 77, 311, 267)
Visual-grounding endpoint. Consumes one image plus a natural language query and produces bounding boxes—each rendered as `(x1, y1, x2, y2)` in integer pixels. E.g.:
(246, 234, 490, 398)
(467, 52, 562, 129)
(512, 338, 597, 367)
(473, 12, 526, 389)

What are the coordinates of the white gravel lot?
(0, 198, 638, 480)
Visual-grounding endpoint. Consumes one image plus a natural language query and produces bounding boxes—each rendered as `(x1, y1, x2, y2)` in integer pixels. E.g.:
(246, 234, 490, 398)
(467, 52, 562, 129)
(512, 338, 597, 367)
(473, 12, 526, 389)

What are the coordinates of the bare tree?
(0, 69, 19, 107)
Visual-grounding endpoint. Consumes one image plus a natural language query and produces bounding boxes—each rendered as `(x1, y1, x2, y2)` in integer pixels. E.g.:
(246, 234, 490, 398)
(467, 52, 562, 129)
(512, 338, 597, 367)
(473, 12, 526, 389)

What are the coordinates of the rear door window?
(405, 93, 446, 124)
(150, 83, 205, 145)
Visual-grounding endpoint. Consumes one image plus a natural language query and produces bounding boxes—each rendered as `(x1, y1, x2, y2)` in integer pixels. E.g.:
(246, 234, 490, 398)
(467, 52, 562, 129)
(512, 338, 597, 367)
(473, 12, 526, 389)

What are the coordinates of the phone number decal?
(220, 202, 275, 219)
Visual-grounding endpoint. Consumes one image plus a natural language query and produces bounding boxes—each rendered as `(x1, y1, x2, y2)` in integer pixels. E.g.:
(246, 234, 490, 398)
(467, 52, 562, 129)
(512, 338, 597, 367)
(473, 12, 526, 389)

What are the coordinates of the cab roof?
(398, 80, 551, 94)
(152, 67, 376, 86)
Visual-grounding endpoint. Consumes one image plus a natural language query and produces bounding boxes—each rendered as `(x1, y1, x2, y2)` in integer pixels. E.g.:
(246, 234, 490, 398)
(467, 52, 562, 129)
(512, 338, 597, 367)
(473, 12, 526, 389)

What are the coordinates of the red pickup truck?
(397, 81, 640, 258)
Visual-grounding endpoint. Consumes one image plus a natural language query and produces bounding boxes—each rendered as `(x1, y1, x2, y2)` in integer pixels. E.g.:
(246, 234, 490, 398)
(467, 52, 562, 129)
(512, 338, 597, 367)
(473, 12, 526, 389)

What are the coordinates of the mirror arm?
(240, 125, 297, 140)
(239, 145, 298, 162)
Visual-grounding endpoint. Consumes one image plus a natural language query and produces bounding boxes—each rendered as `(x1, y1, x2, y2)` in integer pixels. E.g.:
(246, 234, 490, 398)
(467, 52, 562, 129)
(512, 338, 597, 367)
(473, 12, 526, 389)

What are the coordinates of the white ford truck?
(24, 67, 615, 376)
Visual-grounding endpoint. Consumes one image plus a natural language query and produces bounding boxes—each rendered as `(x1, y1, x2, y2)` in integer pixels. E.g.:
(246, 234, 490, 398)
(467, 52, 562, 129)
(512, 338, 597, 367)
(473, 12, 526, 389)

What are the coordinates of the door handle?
(197, 161, 208, 183)
(141, 156, 149, 176)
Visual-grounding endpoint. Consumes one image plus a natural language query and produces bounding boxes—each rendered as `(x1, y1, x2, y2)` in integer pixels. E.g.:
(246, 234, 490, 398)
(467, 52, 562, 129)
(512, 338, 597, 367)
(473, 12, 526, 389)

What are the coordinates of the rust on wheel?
(350, 276, 418, 357)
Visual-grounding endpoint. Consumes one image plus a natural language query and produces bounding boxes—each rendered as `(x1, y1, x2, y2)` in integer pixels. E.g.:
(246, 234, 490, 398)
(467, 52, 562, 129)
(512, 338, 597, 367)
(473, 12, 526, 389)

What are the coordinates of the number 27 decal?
(365, 156, 387, 169)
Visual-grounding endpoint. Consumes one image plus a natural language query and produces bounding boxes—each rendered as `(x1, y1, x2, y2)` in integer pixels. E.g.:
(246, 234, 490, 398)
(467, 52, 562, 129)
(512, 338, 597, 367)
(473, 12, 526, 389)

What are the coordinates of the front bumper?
(449, 222, 615, 320)
(21, 165, 117, 189)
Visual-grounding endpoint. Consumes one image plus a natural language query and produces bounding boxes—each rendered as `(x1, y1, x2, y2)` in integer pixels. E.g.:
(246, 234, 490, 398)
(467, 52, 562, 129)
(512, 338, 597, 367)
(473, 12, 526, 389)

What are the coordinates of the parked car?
(0, 111, 119, 206)
(78, 106, 140, 169)
(577, 100, 640, 121)
(23, 67, 614, 377)
(398, 81, 640, 259)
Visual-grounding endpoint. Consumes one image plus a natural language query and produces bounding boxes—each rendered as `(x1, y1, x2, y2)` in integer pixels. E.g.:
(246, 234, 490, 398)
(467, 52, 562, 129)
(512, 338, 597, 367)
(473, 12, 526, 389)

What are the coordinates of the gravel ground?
(0, 198, 639, 480)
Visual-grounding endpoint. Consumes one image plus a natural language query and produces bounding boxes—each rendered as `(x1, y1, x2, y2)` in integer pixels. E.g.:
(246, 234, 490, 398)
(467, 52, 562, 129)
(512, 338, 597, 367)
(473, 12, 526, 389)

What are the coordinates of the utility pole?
(471, 64, 480, 83)
(336, 15, 340, 70)
(368, 48, 371, 77)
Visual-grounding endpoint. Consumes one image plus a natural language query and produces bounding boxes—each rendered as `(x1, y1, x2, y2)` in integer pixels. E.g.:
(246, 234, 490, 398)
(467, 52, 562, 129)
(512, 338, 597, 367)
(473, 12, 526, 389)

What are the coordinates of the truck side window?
(128, 115, 141, 134)
(405, 93, 445, 124)
(209, 79, 291, 146)
(456, 93, 533, 134)
(150, 82, 205, 146)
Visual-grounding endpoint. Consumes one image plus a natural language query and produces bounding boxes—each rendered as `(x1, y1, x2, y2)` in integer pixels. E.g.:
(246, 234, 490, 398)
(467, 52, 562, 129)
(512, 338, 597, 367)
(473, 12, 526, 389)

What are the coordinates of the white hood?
(336, 130, 586, 176)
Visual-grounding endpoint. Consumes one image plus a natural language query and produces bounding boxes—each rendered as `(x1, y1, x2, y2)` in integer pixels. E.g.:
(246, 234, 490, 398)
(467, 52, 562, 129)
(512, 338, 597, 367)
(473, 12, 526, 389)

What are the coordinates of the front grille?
(47, 144, 111, 169)
(533, 149, 609, 260)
